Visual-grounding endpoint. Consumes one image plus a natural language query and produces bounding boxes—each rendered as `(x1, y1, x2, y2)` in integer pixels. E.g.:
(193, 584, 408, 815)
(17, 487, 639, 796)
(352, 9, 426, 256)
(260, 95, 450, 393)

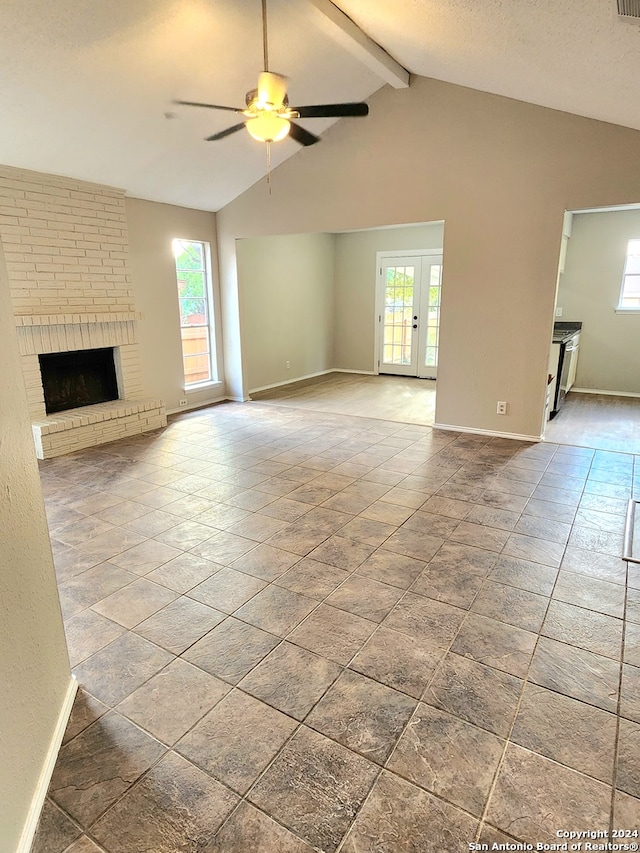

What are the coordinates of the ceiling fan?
(175, 0, 369, 147)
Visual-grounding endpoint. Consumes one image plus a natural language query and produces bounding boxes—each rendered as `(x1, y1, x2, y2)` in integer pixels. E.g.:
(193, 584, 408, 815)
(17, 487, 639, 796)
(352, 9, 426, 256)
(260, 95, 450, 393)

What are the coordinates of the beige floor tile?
(117, 658, 229, 744)
(91, 578, 178, 629)
(387, 703, 504, 815)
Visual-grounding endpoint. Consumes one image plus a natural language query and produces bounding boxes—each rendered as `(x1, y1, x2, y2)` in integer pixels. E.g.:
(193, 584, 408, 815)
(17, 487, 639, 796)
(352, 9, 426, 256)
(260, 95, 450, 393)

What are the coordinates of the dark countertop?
(552, 321, 582, 344)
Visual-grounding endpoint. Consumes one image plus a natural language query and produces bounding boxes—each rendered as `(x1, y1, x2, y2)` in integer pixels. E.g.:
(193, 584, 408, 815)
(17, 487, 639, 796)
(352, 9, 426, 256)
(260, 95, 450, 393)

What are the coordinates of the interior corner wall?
(237, 232, 335, 392)
(0, 240, 71, 852)
(557, 209, 640, 394)
(216, 75, 640, 439)
(125, 197, 223, 412)
(333, 222, 445, 372)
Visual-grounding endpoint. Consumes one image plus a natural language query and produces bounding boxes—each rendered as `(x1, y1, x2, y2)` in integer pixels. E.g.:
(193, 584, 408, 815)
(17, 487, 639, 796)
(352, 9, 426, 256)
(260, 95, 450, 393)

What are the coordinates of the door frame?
(374, 248, 444, 376)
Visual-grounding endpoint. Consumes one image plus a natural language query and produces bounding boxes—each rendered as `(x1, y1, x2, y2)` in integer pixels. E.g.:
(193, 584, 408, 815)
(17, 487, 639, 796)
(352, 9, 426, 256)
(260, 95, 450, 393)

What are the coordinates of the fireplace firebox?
(39, 348, 119, 414)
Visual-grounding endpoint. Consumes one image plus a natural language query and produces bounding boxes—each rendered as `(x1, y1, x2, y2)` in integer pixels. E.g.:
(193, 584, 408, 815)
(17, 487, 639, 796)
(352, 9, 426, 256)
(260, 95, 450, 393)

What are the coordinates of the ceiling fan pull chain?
(262, 0, 269, 71)
(266, 141, 272, 194)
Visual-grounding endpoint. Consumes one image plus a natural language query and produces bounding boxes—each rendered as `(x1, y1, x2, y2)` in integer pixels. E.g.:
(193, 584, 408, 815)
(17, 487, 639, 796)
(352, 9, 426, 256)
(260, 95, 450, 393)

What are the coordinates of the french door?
(377, 253, 443, 378)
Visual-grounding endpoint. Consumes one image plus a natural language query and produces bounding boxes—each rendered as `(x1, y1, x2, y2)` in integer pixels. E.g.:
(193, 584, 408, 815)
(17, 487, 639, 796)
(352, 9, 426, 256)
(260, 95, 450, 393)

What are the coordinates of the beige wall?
(126, 198, 222, 412)
(237, 232, 335, 392)
(557, 209, 640, 394)
(0, 240, 71, 852)
(217, 76, 640, 439)
(334, 223, 445, 371)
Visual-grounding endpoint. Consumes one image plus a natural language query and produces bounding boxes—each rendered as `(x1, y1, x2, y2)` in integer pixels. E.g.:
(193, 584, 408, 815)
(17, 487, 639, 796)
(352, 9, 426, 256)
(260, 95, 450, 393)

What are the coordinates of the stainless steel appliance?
(549, 322, 582, 418)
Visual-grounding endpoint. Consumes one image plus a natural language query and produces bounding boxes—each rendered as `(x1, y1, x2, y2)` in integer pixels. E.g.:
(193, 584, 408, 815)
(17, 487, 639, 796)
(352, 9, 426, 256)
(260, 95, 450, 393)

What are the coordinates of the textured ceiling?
(0, 0, 382, 210)
(0, 0, 638, 211)
(336, 0, 640, 132)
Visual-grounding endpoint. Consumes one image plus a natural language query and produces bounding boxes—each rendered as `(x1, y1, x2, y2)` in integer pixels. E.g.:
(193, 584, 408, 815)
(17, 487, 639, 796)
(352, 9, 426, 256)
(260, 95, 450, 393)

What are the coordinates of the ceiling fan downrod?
(262, 0, 269, 72)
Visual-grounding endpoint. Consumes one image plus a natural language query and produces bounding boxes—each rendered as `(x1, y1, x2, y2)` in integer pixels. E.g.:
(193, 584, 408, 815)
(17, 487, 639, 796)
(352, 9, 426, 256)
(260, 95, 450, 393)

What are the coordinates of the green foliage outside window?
(175, 242, 207, 323)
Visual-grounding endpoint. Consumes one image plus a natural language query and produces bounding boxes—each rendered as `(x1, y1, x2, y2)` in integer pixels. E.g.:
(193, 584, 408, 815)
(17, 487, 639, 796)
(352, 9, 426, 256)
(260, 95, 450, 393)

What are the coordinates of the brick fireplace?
(0, 166, 166, 458)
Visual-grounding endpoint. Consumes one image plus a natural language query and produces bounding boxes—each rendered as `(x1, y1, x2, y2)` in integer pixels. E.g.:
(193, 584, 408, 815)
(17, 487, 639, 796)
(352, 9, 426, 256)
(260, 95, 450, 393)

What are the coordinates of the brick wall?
(0, 165, 134, 318)
(0, 165, 166, 456)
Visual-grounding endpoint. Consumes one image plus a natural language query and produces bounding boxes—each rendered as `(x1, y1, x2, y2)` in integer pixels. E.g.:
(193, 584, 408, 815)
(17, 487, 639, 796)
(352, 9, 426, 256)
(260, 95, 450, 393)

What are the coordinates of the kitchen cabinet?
(566, 333, 580, 391)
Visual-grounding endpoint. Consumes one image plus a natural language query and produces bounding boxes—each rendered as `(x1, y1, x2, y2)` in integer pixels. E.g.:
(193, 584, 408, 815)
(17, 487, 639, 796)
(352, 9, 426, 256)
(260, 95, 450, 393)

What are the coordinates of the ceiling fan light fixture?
(246, 113, 291, 142)
(257, 71, 287, 110)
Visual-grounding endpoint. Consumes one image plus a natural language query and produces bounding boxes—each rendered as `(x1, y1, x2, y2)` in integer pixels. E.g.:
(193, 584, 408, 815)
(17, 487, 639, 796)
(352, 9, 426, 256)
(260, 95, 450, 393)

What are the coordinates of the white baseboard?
(331, 368, 378, 376)
(571, 387, 640, 399)
(166, 395, 230, 415)
(248, 368, 382, 396)
(18, 675, 78, 853)
(248, 370, 334, 395)
(433, 422, 542, 442)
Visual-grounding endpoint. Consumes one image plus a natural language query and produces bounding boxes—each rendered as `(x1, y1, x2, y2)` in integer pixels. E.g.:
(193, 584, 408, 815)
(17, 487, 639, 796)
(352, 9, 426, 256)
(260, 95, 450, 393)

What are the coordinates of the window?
(618, 239, 640, 310)
(173, 238, 217, 386)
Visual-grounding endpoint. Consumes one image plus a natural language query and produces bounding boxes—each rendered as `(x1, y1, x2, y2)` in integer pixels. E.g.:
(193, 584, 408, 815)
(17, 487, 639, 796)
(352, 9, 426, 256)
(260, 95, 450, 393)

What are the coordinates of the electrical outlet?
(496, 401, 508, 415)
(285, 360, 291, 369)
(179, 398, 187, 407)
(555, 307, 563, 318)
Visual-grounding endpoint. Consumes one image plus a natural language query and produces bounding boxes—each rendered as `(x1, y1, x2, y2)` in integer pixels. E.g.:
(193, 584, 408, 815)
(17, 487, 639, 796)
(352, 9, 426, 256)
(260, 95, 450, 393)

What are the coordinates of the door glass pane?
(423, 264, 442, 369)
(383, 265, 415, 366)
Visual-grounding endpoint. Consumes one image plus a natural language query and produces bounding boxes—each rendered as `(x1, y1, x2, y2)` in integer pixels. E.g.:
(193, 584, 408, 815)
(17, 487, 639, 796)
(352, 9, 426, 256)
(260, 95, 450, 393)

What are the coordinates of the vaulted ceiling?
(1, 0, 639, 211)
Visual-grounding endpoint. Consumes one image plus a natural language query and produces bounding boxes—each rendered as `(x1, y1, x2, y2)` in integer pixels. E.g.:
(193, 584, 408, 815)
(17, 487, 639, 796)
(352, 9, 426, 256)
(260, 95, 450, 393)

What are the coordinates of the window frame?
(616, 238, 640, 314)
(172, 238, 218, 388)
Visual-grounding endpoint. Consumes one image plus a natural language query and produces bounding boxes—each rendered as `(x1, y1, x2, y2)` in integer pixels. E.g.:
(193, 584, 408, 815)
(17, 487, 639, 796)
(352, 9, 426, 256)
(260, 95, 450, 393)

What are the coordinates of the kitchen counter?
(552, 321, 582, 343)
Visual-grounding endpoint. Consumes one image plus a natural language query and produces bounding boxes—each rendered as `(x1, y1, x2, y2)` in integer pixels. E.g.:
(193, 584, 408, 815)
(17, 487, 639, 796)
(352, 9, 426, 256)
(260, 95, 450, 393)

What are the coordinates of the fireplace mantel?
(15, 312, 139, 327)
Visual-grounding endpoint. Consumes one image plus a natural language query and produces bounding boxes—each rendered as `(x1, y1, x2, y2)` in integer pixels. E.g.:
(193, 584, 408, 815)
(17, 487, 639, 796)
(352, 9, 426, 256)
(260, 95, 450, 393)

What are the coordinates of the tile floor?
(255, 371, 640, 456)
(33, 400, 640, 852)
(545, 391, 640, 454)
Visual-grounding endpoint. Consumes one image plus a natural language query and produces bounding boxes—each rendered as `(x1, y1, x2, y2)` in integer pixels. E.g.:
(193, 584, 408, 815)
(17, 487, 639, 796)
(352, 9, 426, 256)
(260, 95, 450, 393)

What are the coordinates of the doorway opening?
(544, 203, 640, 453)
(236, 220, 445, 426)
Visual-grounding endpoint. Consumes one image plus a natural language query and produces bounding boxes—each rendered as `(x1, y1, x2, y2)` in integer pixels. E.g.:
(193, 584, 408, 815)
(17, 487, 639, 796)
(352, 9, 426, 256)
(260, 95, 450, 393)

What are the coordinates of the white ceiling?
(1, 0, 639, 212)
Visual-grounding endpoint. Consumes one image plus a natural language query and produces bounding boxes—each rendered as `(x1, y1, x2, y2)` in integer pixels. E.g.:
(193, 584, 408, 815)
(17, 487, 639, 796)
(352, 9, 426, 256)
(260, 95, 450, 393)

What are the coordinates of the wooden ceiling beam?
(301, 0, 410, 89)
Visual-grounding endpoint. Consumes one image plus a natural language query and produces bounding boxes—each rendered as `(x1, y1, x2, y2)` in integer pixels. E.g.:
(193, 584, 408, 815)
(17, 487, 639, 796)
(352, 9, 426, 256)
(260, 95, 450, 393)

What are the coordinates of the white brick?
(1, 164, 159, 457)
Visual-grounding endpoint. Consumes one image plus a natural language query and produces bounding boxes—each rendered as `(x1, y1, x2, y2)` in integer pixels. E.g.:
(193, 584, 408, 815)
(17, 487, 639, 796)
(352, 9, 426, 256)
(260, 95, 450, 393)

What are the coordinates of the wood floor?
(251, 373, 437, 425)
(253, 373, 640, 454)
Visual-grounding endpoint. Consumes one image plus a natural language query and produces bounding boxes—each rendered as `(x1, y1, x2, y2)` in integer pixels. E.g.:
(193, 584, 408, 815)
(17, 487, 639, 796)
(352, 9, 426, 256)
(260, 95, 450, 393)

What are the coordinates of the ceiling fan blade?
(294, 102, 369, 119)
(288, 122, 320, 147)
(205, 122, 247, 142)
(175, 99, 244, 113)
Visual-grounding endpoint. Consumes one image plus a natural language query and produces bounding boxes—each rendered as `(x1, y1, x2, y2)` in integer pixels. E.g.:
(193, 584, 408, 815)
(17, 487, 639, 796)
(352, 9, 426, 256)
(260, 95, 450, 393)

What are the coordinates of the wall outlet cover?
(555, 307, 563, 317)
(179, 398, 188, 407)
